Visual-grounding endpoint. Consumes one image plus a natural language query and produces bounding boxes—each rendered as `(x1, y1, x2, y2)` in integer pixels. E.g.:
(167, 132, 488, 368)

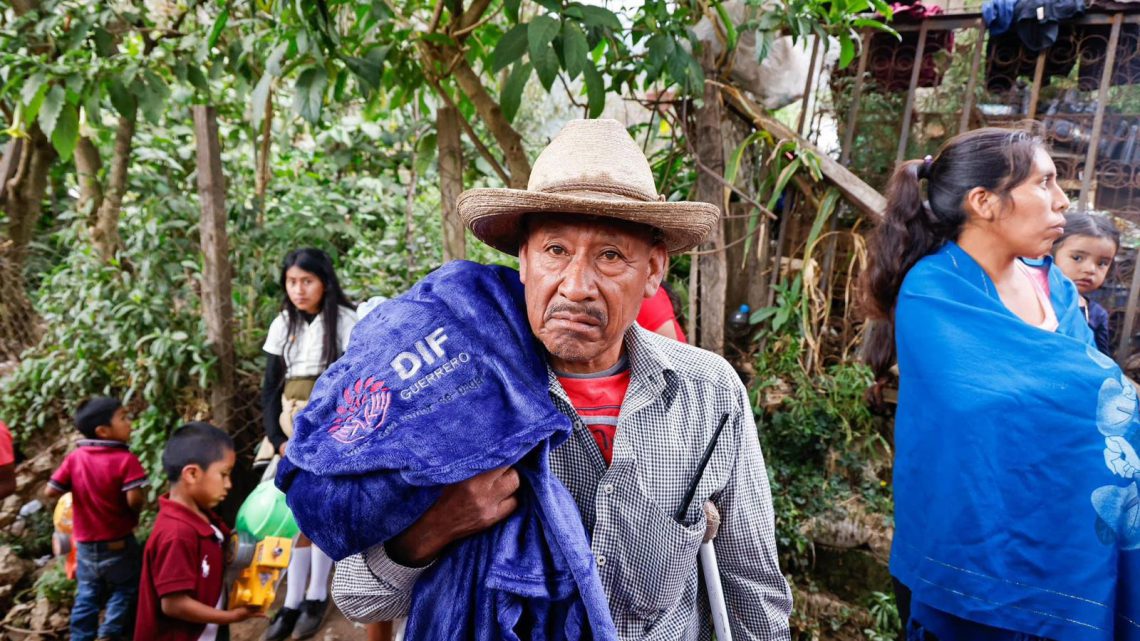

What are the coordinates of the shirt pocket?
(607, 482, 705, 619)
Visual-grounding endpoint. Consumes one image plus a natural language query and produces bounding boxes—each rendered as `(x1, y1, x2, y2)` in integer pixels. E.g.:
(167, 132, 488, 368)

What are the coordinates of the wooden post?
(193, 105, 237, 433)
(959, 21, 985, 135)
(1027, 52, 1047, 121)
(438, 105, 466, 262)
(896, 21, 929, 164)
(840, 31, 872, 166)
(1117, 250, 1140, 364)
(693, 51, 728, 354)
(798, 38, 821, 137)
(1080, 13, 1122, 211)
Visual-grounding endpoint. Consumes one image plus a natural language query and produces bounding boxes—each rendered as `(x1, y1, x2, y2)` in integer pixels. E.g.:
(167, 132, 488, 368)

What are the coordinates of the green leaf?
(531, 44, 559, 90)
(577, 5, 621, 31)
(108, 79, 137, 120)
(755, 29, 774, 64)
(186, 64, 209, 91)
(528, 15, 560, 59)
(561, 21, 588, 79)
(838, 34, 855, 69)
(766, 156, 803, 211)
(534, 0, 562, 10)
(138, 72, 169, 124)
(491, 24, 528, 72)
(208, 7, 229, 49)
(292, 66, 328, 124)
(93, 27, 116, 57)
(345, 53, 384, 94)
(501, 62, 531, 123)
(415, 132, 437, 175)
(21, 72, 46, 108)
(50, 104, 78, 162)
(505, 0, 521, 23)
(21, 76, 49, 125)
(749, 306, 779, 325)
(38, 85, 65, 138)
(583, 63, 604, 118)
(251, 72, 273, 126)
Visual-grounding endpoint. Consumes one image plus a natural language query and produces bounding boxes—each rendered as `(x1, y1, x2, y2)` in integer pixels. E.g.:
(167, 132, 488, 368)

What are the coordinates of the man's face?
(518, 214, 667, 374)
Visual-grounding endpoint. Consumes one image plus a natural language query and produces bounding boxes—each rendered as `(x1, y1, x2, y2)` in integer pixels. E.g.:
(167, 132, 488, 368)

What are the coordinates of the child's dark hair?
(862, 127, 1045, 381)
(1053, 212, 1120, 255)
(279, 248, 356, 371)
(75, 397, 122, 439)
(162, 422, 234, 483)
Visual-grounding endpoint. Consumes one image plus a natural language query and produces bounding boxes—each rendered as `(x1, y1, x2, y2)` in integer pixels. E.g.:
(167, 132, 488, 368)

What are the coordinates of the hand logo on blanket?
(329, 376, 392, 444)
(1089, 345, 1140, 550)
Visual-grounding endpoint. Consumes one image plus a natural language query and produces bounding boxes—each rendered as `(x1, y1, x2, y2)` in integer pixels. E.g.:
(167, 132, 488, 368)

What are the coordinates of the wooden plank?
(897, 21, 929, 164)
(694, 49, 728, 354)
(1118, 249, 1140, 364)
(840, 31, 873, 166)
(959, 21, 985, 134)
(1027, 52, 1047, 120)
(1081, 13, 1123, 211)
(798, 38, 821, 137)
(718, 83, 888, 218)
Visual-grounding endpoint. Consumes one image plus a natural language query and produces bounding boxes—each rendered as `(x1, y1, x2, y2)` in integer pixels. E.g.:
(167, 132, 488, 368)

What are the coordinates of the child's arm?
(125, 488, 145, 512)
(43, 484, 64, 500)
(160, 593, 264, 624)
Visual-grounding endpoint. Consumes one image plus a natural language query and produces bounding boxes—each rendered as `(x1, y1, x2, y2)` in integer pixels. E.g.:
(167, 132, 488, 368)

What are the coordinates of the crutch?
(675, 413, 733, 641)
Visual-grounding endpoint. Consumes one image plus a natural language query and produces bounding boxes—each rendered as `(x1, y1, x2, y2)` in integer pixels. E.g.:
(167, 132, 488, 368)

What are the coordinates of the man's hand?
(385, 466, 520, 567)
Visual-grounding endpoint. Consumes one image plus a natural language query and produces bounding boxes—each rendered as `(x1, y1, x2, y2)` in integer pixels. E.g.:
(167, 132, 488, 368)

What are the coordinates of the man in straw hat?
(332, 119, 791, 639)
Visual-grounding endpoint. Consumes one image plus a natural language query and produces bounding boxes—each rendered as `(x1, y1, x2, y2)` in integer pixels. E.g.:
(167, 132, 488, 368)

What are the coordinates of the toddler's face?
(192, 448, 235, 510)
(1055, 235, 1117, 295)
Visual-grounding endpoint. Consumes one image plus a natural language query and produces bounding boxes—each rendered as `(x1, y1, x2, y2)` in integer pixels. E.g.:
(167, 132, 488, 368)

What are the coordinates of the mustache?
(545, 302, 606, 325)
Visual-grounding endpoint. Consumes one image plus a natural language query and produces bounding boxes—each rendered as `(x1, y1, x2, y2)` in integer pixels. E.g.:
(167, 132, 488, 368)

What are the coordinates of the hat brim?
(457, 188, 720, 256)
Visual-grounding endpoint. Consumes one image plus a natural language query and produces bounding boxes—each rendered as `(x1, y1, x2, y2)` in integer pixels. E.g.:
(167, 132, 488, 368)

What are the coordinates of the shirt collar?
(77, 439, 130, 450)
(546, 323, 677, 400)
(158, 495, 227, 538)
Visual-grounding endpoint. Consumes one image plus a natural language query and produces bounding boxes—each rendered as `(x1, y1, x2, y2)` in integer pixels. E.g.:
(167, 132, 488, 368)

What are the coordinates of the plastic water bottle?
(728, 304, 751, 339)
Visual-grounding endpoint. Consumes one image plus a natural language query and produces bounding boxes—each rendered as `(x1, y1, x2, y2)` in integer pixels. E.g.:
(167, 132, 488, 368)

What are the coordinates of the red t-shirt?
(557, 369, 631, 465)
(0, 420, 14, 467)
(135, 496, 232, 641)
(48, 440, 148, 542)
(636, 287, 687, 343)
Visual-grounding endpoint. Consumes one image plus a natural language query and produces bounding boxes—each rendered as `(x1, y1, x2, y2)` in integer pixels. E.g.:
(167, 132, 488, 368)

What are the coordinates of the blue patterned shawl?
(892, 242, 1140, 641)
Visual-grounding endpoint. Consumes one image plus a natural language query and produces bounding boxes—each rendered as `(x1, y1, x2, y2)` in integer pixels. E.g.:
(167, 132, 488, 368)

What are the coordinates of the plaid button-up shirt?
(333, 325, 792, 640)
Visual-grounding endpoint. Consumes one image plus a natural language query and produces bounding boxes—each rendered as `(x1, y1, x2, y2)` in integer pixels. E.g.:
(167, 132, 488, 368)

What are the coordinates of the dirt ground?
(230, 587, 389, 641)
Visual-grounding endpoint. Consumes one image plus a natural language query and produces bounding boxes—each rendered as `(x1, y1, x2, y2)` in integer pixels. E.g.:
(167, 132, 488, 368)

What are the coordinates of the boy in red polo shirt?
(46, 397, 148, 641)
(135, 422, 261, 641)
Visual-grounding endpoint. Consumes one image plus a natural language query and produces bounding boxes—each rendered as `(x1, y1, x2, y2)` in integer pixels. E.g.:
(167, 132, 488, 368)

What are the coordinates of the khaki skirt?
(254, 377, 317, 463)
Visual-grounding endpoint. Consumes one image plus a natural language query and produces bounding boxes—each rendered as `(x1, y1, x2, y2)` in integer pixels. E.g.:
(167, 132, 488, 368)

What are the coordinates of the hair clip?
(918, 155, 934, 180)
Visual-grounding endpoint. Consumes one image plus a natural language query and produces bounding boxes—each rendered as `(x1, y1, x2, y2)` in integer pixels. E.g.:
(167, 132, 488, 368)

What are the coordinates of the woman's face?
(285, 265, 325, 314)
(1054, 234, 1117, 294)
(989, 148, 1071, 258)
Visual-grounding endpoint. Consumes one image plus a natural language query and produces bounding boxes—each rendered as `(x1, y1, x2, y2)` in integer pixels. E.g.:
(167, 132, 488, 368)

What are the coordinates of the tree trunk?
(438, 105, 466, 262)
(193, 106, 237, 433)
(255, 86, 274, 214)
(88, 116, 134, 261)
(450, 58, 530, 188)
(693, 54, 728, 355)
(3, 127, 55, 260)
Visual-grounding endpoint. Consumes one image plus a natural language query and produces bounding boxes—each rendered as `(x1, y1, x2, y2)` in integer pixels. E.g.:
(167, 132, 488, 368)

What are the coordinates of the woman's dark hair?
(1053, 212, 1120, 255)
(279, 248, 355, 371)
(163, 422, 234, 482)
(862, 127, 1045, 380)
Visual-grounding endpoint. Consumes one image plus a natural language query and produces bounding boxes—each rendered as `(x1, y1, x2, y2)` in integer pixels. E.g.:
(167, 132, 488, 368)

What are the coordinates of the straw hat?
(457, 119, 719, 255)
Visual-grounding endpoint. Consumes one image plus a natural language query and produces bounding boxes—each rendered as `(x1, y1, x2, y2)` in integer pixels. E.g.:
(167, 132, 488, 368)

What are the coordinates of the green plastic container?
(235, 480, 299, 539)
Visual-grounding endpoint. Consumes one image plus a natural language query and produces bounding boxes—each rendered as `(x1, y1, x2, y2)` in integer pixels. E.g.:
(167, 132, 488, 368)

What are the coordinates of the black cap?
(75, 397, 122, 439)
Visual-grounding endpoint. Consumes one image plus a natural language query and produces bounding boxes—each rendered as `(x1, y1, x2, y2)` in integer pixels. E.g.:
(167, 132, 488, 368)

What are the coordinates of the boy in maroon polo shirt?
(46, 397, 147, 641)
(135, 422, 261, 641)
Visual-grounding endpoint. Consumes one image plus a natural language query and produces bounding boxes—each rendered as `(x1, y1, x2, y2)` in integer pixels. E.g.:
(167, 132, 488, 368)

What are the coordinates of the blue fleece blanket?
(892, 243, 1140, 641)
(276, 260, 617, 640)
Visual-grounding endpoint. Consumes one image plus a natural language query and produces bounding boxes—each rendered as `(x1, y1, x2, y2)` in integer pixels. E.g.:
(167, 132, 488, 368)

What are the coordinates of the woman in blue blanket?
(863, 127, 1139, 641)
